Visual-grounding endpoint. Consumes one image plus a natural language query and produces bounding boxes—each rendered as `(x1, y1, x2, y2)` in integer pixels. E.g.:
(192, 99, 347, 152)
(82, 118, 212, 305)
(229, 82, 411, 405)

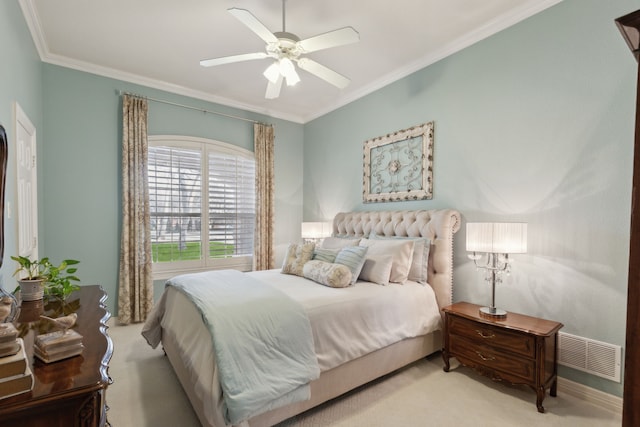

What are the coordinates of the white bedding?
(156, 268, 442, 427)
(251, 270, 442, 371)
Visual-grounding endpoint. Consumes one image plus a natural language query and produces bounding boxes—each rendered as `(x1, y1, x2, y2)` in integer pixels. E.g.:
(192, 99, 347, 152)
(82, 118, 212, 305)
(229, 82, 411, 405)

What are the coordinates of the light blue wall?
(304, 0, 637, 397)
(0, 1, 43, 294)
(5, 0, 636, 398)
(41, 64, 304, 314)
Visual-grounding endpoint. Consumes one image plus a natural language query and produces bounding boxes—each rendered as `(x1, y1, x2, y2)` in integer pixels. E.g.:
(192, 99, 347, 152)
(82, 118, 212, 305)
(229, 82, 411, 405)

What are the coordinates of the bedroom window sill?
(152, 259, 253, 281)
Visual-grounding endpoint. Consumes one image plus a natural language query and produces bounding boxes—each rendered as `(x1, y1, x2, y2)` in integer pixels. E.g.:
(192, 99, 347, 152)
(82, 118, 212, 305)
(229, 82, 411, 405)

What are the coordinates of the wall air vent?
(558, 332, 621, 382)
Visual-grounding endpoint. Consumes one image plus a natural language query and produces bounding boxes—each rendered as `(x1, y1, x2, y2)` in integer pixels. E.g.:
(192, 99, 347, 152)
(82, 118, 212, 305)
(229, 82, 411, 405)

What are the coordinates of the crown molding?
(17, 0, 304, 123)
(19, 0, 48, 59)
(19, 0, 563, 125)
(42, 52, 304, 123)
(303, 0, 564, 122)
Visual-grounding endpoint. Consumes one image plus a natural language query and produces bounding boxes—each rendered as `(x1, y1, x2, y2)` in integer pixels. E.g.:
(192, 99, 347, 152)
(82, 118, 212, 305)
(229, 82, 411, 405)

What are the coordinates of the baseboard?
(557, 377, 622, 414)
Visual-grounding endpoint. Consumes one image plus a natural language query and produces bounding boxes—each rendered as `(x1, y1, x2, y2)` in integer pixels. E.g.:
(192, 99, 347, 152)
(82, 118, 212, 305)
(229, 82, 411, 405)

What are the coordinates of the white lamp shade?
(263, 62, 280, 83)
(466, 222, 527, 254)
(301, 222, 332, 239)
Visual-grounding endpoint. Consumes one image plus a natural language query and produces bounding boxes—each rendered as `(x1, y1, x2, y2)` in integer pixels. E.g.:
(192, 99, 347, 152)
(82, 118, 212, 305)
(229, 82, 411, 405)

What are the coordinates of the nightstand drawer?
(449, 315, 535, 358)
(450, 335, 535, 382)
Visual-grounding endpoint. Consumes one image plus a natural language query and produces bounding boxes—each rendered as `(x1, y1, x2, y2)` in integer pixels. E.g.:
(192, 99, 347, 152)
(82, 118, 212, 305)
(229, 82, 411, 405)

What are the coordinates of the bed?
(142, 209, 461, 427)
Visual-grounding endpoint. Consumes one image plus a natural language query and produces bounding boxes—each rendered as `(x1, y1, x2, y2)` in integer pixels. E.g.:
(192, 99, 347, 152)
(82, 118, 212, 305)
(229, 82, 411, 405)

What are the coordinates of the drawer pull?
(475, 351, 496, 361)
(475, 329, 495, 339)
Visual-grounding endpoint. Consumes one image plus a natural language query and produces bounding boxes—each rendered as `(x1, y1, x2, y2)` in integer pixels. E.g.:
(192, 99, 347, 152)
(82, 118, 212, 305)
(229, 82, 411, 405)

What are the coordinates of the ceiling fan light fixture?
(279, 58, 294, 75)
(263, 62, 281, 84)
(285, 70, 300, 86)
(279, 58, 300, 86)
(201, 1, 359, 99)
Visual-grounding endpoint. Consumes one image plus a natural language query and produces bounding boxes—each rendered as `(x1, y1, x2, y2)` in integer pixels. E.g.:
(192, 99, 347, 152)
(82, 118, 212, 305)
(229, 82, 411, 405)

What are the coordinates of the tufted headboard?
(332, 210, 461, 310)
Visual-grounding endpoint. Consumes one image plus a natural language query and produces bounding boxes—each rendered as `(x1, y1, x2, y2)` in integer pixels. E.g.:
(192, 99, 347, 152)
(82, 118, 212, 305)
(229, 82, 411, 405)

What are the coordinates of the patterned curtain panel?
(118, 95, 153, 324)
(253, 123, 275, 271)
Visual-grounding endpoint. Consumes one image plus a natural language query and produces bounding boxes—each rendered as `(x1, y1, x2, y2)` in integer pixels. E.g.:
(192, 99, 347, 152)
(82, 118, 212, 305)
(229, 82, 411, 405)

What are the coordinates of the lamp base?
(479, 306, 507, 320)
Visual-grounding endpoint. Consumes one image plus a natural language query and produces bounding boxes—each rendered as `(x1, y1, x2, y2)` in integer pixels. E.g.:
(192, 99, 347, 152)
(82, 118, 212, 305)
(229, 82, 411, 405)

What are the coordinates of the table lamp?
(466, 222, 527, 319)
(301, 222, 332, 244)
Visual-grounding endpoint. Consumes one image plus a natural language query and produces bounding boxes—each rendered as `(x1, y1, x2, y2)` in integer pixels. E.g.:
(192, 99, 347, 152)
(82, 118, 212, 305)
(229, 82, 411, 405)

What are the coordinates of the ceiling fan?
(200, 0, 359, 99)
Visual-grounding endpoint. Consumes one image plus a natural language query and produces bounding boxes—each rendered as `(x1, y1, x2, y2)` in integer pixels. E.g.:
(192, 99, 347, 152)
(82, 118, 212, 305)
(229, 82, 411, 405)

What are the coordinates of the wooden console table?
(0, 285, 113, 426)
(442, 301, 562, 413)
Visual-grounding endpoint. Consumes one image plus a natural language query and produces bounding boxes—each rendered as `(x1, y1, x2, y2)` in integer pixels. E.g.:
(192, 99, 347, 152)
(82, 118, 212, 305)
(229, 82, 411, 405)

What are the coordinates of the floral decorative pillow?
(281, 242, 315, 276)
(303, 260, 352, 288)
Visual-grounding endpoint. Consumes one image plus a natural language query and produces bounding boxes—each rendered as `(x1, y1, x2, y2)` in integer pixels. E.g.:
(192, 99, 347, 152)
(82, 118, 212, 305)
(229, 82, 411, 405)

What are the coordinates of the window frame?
(148, 135, 255, 281)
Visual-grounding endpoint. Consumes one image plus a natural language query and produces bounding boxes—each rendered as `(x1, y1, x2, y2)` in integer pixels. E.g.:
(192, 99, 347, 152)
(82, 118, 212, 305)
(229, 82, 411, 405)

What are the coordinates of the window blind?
(148, 138, 255, 269)
(148, 146, 203, 262)
(208, 152, 256, 258)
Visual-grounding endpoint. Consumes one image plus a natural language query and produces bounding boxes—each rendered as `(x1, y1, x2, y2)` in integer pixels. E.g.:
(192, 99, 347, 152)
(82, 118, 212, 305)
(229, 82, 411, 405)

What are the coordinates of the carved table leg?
(442, 350, 450, 372)
(550, 377, 558, 397)
(536, 387, 546, 413)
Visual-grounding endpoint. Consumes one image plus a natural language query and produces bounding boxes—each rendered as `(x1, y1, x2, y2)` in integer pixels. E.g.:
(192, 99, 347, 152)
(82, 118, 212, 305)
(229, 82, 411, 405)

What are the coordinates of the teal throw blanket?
(166, 270, 320, 424)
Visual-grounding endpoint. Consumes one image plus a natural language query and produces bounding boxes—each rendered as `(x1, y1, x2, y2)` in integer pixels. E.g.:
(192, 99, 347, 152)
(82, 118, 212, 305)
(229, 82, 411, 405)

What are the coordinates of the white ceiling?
(20, 0, 561, 123)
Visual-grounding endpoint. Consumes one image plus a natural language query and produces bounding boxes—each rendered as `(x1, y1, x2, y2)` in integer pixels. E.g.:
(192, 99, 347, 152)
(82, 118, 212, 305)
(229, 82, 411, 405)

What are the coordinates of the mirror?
(0, 125, 7, 267)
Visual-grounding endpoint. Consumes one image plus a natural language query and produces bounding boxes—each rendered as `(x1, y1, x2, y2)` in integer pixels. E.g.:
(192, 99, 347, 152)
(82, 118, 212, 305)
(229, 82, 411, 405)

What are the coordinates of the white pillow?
(359, 255, 393, 286)
(359, 238, 414, 283)
(321, 236, 361, 249)
(370, 235, 430, 283)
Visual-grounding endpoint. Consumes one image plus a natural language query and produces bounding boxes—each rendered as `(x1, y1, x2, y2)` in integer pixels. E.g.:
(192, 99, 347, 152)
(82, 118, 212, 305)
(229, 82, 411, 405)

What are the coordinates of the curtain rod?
(118, 90, 270, 126)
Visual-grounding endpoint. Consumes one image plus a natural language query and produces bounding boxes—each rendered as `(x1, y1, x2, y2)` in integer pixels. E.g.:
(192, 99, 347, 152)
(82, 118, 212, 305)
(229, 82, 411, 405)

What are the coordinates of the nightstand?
(442, 301, 563, 413)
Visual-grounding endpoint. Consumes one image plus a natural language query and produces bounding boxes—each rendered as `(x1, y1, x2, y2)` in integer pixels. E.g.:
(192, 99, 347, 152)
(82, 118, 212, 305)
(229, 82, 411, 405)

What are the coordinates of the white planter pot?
(18, 279, 45, 301)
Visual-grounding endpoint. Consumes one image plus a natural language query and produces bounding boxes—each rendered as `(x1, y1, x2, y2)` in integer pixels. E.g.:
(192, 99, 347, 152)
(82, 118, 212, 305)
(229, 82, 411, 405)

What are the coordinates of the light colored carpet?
(106, 321, 622, 427)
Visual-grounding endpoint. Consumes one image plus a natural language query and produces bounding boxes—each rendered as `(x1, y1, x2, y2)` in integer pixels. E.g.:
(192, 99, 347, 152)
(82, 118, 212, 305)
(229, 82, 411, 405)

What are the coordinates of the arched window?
(148, 135, 255, 279)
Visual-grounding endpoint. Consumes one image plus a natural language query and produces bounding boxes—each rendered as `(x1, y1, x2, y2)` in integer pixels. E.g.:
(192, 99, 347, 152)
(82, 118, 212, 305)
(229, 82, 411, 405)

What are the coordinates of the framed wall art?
(363, 121, 433, 203)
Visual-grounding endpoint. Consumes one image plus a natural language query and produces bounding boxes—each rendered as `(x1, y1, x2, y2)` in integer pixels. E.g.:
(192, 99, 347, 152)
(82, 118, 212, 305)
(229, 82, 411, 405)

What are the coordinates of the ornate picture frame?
(363, 121, 433, 203)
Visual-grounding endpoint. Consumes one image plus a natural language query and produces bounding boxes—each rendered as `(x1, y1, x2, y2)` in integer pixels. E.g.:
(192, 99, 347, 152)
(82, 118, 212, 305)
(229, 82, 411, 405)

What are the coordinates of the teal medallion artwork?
(363, 121, 433, 203)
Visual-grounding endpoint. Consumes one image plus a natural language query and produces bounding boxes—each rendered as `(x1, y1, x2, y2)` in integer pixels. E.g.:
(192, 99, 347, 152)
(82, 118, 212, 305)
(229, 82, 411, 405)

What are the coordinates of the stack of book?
(0, 323, 20, 358)
(34, 329, 83, 363)
(0, 323, 34, 400)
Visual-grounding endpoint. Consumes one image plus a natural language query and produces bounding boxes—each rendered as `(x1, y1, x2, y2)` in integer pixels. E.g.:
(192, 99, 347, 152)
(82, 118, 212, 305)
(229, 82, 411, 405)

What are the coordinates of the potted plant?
(11, 256, 48, 301)
(43, 259, 81, 299)
(11, 256, 80, 301)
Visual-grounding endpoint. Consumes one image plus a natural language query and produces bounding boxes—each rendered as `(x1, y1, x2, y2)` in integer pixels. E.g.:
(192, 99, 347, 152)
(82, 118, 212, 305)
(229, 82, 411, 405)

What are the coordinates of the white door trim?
(14, 102, 38, 259)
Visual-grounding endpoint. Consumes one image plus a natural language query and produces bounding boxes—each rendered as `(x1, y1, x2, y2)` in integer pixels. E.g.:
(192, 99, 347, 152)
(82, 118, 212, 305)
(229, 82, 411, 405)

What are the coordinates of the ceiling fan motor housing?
(270, 31, 302, 59)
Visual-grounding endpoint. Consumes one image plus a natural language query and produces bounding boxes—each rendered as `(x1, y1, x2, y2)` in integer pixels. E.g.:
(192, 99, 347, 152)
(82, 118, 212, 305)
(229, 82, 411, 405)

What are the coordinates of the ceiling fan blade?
(228, 8, 278, 44)
(297, 58, 350, 89)
(298, 27, 359, 53)
(200, 52, 268, 67)
(265, 75, 284, 99)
